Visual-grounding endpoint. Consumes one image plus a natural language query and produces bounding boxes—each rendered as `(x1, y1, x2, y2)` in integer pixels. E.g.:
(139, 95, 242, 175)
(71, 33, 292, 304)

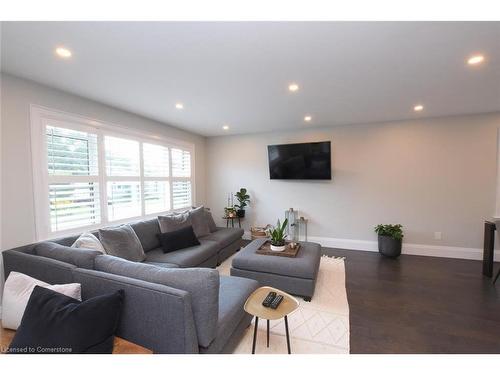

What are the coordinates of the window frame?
(30, 105, 196, 240)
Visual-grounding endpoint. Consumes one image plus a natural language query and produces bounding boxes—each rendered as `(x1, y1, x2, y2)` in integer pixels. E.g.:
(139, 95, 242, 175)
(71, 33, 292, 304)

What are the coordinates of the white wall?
(206, 113, 500, 256)
(0, 73, 207, 250)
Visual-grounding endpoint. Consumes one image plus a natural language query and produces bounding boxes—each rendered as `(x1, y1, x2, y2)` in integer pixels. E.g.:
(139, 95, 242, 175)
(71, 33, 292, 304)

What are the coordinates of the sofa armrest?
(95, 255, 219, 348)
(72, 268, 199, 354)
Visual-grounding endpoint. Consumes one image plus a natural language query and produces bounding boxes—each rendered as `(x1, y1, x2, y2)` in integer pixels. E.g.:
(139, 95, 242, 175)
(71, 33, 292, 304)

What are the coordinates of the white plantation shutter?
(144, 143, 169, 177)
(105, 136, 140, 176)
(35, 108, 195, 238)
(47, 126, 98, 176)
(171, 148, 191, 177)
(49, 182, 100, 231)
(143, 143, 170, 214)
(144, 181, 170, 214)
(171, 148, 192, 209)
(172, 181, 192, 209)
(104, 136, 141, 221)
(46, 125, 100, 232)
(107, 181, 141, 221)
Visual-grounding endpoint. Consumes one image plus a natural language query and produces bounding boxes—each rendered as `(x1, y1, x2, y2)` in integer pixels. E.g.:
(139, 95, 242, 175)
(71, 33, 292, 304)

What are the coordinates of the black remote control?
(262, 292, 277, 307)
(270, 294, 284, 309)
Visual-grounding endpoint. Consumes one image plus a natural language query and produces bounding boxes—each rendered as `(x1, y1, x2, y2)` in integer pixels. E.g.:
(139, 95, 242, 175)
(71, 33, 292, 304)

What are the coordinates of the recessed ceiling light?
(467, 54, 484, 65)
(55, 47, 72, 58)
(222, 125, 229, 130)
(414, 104, 424, 112)
(288, 83, 299, 92)
(304, 115, 312, 122)
(175, 103, 184, 109)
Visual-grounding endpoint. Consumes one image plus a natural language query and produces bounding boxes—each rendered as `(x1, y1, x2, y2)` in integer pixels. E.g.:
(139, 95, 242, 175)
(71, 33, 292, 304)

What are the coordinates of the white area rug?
(217, 254, 350, 354)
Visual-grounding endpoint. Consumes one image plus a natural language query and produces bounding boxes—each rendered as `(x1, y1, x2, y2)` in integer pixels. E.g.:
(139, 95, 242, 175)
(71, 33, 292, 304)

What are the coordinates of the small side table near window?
(223, 216, 242, 228)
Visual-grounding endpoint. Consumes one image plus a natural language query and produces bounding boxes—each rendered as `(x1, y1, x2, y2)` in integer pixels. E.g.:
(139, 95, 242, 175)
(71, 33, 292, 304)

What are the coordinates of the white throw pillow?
(72, 232, 106, 253)
(1, 272, 82, 330)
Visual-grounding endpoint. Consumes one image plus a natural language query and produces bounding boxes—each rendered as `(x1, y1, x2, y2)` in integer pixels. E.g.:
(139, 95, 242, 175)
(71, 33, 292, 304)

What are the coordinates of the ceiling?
(1, 22, 499, 136)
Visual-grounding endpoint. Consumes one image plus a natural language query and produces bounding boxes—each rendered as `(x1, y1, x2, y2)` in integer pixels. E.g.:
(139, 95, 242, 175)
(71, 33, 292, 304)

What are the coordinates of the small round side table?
(223, 216, 241, 228)
(243, 286, 299, 354)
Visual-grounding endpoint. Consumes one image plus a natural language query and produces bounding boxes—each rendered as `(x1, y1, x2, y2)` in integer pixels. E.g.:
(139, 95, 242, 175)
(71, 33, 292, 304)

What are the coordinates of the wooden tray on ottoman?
(255, 241, 301, 258)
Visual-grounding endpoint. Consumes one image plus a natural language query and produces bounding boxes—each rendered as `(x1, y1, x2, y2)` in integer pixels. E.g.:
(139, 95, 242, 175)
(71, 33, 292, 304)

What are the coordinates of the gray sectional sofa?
(2, 217, 258, 353)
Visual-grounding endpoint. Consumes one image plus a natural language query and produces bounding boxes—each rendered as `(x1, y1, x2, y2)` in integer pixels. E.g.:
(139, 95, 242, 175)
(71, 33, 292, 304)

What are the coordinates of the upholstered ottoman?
(230, 238, 322, 300)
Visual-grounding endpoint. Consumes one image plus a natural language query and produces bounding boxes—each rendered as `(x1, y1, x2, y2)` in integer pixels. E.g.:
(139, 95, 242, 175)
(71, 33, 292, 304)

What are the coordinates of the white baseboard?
(244, 231, 499, 261)
(310, 236, 500, 261)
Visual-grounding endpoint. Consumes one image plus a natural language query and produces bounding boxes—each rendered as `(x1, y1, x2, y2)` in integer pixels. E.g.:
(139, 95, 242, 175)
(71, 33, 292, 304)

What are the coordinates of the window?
(105, 136, 140, 176)
(171, 148, 192, 209)
(104, 136, 141, 221)
(31, 106, 194, 239)
(46, 126, 100, 232)
(143, 143, 171, 214)
(107, 181, 141, 221)
(49, 182, 101, 232)
(47, 126, 98, 176)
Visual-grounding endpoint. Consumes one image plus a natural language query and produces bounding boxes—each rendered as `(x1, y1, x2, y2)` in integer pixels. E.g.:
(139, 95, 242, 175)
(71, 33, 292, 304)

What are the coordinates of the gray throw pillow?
(158, 212, 192, 233)
(98, 225, 146, 262)
(189, 206, 211, 238)
(204, 208, 217, 233)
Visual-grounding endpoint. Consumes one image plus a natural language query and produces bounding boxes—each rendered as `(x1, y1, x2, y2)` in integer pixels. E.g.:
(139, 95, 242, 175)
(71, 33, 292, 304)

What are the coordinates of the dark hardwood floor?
(322, 247, 500, 353)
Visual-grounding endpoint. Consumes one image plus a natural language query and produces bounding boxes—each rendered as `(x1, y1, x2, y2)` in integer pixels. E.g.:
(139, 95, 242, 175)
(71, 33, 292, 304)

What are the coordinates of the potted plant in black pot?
(374, 224, 404, 258)
(234, 188, 250, 218)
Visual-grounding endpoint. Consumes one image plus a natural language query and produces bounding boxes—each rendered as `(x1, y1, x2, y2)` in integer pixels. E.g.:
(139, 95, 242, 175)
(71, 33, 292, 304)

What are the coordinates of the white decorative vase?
(270, 244, 286, 252)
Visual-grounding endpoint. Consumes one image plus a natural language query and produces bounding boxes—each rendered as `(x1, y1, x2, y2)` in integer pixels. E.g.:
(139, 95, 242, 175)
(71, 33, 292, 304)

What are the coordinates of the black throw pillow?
(157, 225, 201, 253)
(7, 286, 124, 354)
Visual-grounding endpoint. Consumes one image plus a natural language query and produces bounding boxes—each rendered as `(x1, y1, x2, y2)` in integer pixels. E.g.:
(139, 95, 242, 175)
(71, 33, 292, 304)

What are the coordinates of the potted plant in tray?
(234, 188, 250, 218)
(374, 224, 404, 258)
(267, 218, 288, 252)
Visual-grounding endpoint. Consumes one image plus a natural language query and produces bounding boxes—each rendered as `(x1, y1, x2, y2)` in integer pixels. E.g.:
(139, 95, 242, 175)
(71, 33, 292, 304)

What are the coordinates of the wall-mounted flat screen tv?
(267, 141, 331, 180)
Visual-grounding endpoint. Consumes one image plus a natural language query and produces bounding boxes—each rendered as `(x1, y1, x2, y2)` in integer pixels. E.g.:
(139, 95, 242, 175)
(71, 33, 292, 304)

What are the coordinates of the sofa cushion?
(200, 275, 258, 353)
(130, 218, 162, 252)
(142, 261, 179, 268)
(35, 242, 101, 269)
(157, 226, 200, 253)
(99, 225, 146, 262)
(94, 254, 220, 348)
(201, 228, 244, 249)
(144, 240, 219, 268)
(189, 206, 211, 238)
(158, 212, 192, 233)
